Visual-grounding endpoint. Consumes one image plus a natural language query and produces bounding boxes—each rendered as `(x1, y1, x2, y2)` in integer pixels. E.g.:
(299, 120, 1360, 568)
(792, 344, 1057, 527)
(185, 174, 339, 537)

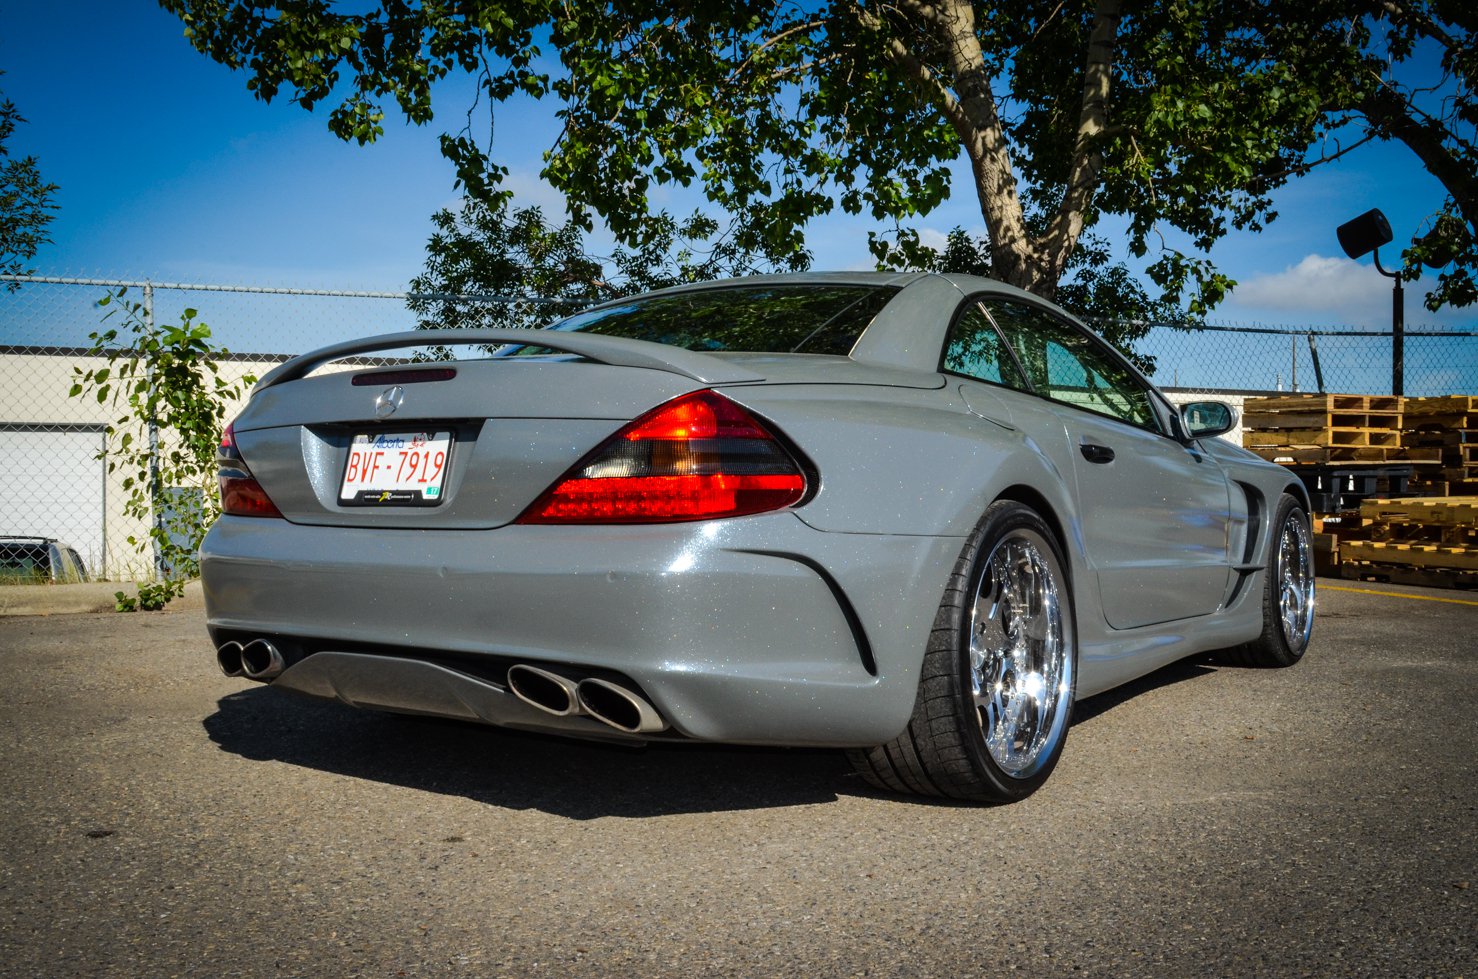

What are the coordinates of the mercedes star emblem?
(374, 385, 405, 418)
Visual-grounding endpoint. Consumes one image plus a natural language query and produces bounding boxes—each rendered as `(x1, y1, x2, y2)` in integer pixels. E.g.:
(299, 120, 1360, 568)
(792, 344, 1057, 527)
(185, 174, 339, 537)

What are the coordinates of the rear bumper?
(200, 513, 961, 747)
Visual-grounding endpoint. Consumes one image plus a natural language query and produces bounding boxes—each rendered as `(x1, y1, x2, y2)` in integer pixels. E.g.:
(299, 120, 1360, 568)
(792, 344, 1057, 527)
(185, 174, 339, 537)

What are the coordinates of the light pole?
(1336, 208, 1404, 396)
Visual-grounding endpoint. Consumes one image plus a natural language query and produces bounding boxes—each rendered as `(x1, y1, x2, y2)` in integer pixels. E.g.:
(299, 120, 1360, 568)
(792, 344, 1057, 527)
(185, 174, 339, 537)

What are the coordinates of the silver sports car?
(202, 272, 1315, 802)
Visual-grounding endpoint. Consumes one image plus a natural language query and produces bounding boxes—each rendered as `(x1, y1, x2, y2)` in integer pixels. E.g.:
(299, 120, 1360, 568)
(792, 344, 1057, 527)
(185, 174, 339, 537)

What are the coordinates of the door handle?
(1080, 442, 1115, 464)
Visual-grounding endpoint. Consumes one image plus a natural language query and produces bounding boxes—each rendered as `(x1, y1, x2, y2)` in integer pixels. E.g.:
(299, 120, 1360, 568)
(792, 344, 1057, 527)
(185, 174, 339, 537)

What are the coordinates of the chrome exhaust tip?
(216, 641, 245, 678)
(507, 664, 583, 717)
(576, 678, 669, 734)
(240, 639, 286, 681)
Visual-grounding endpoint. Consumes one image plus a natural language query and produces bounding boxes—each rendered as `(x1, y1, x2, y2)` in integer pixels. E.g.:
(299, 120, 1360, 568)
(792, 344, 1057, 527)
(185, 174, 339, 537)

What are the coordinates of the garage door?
(0, 425, 107, 579)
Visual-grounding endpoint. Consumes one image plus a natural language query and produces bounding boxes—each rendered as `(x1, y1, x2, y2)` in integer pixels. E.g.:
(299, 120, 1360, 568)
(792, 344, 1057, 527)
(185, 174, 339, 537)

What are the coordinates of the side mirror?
(1180, 401, 1237, 441)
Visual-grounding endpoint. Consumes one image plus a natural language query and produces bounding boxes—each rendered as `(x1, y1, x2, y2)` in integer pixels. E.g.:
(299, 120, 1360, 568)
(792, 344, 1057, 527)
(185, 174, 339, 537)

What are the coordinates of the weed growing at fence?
(69, 288, 252, 609)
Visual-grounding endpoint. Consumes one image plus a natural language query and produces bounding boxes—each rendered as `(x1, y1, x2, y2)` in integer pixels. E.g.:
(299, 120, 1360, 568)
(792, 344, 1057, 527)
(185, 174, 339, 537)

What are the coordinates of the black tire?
(848, 501, 1077, 803)
(1217, 493, 1316, 668)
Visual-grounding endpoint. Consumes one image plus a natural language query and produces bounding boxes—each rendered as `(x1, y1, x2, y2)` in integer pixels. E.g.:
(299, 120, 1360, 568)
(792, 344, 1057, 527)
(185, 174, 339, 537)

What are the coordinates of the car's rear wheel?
(1219, 493, 1315, 668)
(848, 501, 1077, 802)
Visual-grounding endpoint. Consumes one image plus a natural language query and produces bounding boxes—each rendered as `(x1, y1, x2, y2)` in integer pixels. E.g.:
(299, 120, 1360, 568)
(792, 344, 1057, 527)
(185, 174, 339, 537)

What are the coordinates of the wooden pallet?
(1313, 531, 1340, 577)
(1361, 523, 1478, 547)
(1246, 445, 1430, 464)
(1244, 428, 1402, 448)
(1331, 496, 1478, 571)
(1410, 477, 1478, 497)
(1358, 496, 1478, 526)
(1403, 429, 1478, 449)
(1340, 540, 1478, 571)
(1248, 394, 1405, 413)
(1404, 395, 1478, 431)
(1341, 562, 1478, 589)
(1405, 395, 1478, 416)
(1242, 394, 1404, 434)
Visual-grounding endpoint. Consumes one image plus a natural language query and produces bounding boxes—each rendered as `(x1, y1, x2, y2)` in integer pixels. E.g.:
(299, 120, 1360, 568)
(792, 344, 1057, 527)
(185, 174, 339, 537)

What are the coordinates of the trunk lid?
(229, 329, 945, 530)
(232, 359, 705, 529)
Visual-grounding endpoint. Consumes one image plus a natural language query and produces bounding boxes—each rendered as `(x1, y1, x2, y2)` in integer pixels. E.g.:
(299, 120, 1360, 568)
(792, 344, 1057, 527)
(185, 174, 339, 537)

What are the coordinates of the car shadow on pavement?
(204, 655, 1223, 816)
(203, 688, 854, 818)
(1070, 656, 1218, 727)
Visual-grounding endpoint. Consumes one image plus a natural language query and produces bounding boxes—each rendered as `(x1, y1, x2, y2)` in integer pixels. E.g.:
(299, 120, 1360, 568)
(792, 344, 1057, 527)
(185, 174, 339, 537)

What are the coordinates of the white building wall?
(0, 350, 270, 580)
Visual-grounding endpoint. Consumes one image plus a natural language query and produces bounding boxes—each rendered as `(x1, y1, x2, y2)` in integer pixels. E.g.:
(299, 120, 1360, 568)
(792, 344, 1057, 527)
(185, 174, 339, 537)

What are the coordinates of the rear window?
(0, 544, 50, 584)
(528, 284, 899, 356)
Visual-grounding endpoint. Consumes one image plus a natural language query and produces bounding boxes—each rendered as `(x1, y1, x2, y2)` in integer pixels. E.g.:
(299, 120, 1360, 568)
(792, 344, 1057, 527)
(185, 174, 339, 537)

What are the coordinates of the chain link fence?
(3, 274, 1475, 580)
(1127, 320, 1478, 397)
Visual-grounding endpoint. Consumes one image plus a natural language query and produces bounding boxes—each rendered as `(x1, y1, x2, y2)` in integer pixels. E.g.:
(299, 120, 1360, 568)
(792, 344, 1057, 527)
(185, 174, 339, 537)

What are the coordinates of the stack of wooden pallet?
(1241, 394, 1418, 465)
(1403, 395, 1478, 496)
(1338, 496, 1478, 588)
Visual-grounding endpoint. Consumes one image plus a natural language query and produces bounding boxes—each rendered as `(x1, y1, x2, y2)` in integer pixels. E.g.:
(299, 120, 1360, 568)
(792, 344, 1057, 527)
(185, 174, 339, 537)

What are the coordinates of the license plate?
(339, 431, 451, 505)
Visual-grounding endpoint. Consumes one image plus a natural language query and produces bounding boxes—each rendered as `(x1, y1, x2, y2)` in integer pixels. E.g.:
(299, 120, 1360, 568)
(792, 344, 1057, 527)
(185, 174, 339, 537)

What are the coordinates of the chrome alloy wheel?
(1277, 510, 1316, 653)
(967, 528, 1074, 779)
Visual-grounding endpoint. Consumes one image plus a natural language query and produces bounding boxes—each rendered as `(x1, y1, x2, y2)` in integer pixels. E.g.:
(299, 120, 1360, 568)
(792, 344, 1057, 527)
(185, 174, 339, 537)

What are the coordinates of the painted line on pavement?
(1322, 584, 1478, 608)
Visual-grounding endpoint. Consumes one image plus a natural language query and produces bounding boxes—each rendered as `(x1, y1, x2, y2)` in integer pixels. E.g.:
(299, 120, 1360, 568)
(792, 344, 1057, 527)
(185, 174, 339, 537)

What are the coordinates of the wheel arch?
(1283, 478, 1313, 515)
(990, 483, 1074, 587)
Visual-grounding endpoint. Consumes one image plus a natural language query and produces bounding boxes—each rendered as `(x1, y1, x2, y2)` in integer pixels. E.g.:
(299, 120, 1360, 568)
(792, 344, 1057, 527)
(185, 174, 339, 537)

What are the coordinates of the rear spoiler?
(255, 329, 766, 392)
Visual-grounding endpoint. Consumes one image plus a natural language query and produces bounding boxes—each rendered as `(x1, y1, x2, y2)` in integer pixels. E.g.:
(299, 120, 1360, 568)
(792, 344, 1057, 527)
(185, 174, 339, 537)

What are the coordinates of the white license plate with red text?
(338, 431, 451, 505)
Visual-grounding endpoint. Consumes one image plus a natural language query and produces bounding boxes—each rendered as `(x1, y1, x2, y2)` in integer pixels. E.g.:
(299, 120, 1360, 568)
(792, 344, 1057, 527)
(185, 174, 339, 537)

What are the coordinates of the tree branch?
(1360, 77, 1478, 232)
(1375, 0, 1463, 55)
(726, 18, 825, 85)
(1043, 0, 1121, 278)
(849, 4, 972, 138)
(1253, 129, 1380, 187)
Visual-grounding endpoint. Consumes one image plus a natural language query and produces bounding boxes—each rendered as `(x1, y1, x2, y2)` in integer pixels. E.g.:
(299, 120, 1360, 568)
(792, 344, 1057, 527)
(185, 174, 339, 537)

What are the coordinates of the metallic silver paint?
(202, 272, 1310, 751)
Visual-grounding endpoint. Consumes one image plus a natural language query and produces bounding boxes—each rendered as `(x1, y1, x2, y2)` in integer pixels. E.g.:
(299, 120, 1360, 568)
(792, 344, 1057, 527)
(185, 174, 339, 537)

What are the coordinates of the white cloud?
(1228, 254, 1389, 323)
(1225, 253, 1464, 329)
(916, 227, 952, 252)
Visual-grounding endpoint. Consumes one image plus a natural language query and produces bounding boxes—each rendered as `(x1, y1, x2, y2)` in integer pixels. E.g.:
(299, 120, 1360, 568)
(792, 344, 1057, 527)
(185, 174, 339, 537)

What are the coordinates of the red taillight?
(518, 390, 807, 524)
(219, 474, 283, 518)
(218, 420, 282, 518)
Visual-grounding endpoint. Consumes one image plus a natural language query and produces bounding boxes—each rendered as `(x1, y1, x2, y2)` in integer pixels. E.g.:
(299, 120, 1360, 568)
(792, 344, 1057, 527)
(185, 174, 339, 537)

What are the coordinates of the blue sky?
(1, 1, 1471, 330)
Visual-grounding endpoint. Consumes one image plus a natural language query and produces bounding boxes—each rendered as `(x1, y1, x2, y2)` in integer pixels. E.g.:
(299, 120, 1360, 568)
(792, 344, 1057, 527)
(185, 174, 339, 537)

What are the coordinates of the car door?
(980, 299, 1233, 630)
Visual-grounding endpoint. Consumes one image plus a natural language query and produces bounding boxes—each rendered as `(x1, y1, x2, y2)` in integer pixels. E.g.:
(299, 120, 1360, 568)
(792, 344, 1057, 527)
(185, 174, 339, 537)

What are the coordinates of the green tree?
(0, 73, 59, 281)
(169, 1, 1456, 311)
(407, 199, 779, 331)
(874, 219, 1184, 365)
(1245, 2, 1476, 310)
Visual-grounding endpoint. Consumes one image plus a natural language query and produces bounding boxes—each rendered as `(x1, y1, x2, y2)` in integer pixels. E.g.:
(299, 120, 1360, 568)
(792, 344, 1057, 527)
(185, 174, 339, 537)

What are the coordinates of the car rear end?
(201, 279, 963, 747)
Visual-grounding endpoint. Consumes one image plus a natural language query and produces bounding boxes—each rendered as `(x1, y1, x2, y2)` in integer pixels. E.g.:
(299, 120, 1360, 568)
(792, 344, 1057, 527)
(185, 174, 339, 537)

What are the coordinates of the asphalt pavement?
(0, 581, 1474, 977)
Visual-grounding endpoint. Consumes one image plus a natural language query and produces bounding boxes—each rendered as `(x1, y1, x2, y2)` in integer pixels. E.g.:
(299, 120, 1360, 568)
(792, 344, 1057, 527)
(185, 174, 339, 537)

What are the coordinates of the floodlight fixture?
(1336, 207, 1404, 395)
(1336, 208, 1393, 261)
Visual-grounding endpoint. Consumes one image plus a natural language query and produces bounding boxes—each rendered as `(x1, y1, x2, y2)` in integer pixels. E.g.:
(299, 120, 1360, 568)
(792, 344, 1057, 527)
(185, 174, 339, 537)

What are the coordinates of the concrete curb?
(0, 580, 206, 617)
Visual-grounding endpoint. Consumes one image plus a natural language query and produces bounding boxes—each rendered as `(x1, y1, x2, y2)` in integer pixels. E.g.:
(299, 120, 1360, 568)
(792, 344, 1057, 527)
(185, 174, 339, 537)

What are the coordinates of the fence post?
(99, 429, 109, 580)
(144, 282, 163, 581)
(1307, 333, 1326, 394)
(1392, 276, 1405, 397)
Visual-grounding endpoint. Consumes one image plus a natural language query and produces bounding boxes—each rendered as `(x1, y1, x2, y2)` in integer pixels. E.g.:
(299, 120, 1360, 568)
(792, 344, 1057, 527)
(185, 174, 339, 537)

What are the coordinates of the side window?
(984, 300, 1159, 431)
(942, 303, 1031, 391)
(52, 547, 84, 583)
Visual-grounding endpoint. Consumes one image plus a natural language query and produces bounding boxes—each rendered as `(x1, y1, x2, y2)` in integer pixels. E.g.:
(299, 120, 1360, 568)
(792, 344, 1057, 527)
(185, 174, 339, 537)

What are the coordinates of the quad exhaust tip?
(576, 678, 669, 734)
(216, 641, 245, 678)
(508, 664, 669, 735)
(217, 638, 285, 681)
(506, 664, 582, 717)
(220, 645, 668, 735)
